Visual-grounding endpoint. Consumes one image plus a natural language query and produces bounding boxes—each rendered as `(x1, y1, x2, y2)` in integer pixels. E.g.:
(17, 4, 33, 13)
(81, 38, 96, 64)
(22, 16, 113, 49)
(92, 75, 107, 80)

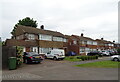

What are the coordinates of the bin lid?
(9, 57, 16, 59)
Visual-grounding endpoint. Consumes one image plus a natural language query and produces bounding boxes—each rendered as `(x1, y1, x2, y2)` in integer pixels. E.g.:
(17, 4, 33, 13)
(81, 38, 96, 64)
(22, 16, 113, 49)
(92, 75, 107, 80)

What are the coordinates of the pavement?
(2, 57, 119, 80)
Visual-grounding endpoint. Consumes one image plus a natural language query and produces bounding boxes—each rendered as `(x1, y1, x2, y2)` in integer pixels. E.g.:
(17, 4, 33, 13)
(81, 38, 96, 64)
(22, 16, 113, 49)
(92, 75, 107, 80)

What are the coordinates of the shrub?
(93, 56, 96, 59)
(80, 56, 85, 61)
(95, 55, 98, 59)
(76, 56, 81, 59)
(89, 56, 92, 60)
(69, 56, 74, 59)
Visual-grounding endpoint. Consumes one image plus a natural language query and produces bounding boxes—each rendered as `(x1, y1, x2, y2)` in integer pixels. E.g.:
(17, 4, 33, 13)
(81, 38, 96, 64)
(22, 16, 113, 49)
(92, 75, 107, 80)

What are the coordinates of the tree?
(11, 17, 38, 35)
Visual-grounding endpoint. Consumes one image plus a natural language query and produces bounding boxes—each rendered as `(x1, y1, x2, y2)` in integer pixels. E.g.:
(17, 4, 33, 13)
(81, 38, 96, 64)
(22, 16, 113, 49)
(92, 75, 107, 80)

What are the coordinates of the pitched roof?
(14, 25, 64, 37)
(64, 35, 71, 39)
(72, 35, 95, 41)
(95, 39, 114, 44)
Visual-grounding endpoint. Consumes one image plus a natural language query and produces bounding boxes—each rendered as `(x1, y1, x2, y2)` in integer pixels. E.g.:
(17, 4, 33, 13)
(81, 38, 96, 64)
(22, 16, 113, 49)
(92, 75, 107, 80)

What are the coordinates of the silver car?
(111, 55, 120, 61)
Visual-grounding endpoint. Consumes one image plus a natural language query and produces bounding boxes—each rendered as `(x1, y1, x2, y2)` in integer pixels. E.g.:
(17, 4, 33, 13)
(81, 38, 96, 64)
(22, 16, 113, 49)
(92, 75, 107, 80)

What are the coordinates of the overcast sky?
(0, 0, 119, 42)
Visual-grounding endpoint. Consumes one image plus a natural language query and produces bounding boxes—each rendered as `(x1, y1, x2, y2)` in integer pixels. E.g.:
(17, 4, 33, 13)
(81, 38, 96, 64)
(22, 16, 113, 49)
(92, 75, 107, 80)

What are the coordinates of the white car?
(111, 55, 120, 61)
(45, 49, 65, 60)
(101, 50, 110, 56)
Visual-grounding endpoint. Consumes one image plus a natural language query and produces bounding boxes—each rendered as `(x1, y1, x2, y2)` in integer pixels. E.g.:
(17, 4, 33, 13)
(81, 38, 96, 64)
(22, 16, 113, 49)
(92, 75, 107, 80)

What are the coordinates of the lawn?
(76, 60, 120, 68)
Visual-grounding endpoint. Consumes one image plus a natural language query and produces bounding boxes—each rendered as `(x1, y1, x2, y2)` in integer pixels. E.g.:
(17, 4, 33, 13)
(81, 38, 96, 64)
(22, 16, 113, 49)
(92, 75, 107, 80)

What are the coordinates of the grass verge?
(76, 60, 120, 68)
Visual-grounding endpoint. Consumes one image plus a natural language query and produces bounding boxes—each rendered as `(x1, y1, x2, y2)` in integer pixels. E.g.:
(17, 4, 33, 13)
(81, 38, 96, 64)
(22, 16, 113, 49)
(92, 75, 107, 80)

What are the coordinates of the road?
(2, 57, 118, 80)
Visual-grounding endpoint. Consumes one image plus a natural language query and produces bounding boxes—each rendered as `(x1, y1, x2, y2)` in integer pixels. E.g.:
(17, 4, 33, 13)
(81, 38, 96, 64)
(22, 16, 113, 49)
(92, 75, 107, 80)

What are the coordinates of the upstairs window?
(39, 34, 52, 41)
(73, 40, 77, 44)
(63, 38, 67, 42)
(82, 41, 87, 44)
(93, 42, 97, 45)
(28, 34, 35, 40)
(53, 37, 63, 42)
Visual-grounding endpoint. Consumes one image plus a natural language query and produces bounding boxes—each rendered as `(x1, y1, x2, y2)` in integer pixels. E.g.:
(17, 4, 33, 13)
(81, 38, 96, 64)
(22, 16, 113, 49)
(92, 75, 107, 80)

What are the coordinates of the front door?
(26, 47, 30, 52)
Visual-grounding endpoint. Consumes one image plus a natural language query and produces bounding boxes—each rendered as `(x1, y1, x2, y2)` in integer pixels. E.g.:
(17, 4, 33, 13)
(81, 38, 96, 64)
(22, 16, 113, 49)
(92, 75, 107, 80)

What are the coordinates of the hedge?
(77, 56, 98, 61)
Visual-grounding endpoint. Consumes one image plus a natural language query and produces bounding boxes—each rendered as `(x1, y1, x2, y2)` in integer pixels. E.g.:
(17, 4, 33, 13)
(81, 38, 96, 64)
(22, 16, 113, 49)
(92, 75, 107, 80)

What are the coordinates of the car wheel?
(44, 56, 47, 59)
(113, 58, 119, 61)
(60, 58, 64, 60)
(25, 59, 29, 64)
(53, 57, 57, 60)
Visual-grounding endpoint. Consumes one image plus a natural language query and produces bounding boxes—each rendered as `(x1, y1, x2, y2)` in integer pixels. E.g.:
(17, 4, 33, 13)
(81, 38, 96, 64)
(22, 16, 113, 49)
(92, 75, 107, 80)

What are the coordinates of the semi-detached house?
(5, 25, 68, 54)
(95, 38, 115, 50)
(67, 34, 98, 55)
(5, 25, 116, 56)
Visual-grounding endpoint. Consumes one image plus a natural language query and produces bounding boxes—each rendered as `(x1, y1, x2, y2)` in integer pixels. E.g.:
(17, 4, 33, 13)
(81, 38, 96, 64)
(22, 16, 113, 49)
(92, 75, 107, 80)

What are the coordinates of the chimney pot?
(81, 33, 84, 37)
(101, 38, 103, 40)
(40, 25, 44, 29)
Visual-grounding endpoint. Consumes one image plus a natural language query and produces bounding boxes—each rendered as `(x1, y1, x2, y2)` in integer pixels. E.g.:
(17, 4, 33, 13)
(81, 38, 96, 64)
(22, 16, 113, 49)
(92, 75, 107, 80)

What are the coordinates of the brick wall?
(39, 40, 63, 48)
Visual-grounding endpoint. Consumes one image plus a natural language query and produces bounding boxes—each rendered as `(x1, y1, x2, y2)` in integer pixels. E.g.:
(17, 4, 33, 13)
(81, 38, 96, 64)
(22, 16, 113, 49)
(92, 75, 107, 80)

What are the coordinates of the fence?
(2, 46, 16, 69)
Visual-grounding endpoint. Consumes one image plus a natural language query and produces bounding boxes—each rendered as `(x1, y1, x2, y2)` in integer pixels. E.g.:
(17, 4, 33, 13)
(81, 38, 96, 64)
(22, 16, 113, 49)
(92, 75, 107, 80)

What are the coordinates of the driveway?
(2, 57, 118, 80)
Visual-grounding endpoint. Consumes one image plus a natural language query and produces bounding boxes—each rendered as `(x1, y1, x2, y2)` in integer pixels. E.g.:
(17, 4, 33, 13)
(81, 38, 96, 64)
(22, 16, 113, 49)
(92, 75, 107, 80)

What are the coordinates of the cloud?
(0, 0, 119, 42)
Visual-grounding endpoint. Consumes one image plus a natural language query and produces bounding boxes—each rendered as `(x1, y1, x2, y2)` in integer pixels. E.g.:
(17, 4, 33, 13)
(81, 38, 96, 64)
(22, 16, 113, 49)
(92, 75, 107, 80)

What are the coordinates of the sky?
(0, 0, 119, 42)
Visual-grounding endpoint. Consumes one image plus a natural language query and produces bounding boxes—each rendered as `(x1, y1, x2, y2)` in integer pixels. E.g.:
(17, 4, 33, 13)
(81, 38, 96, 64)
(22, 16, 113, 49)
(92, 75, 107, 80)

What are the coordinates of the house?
(114, 43, 120, 49)
(5, 25, 116, 56)
(95, 38, 115, 51)
(71, 34, 98, 55)
(66, 35, 80, 55)
(5, 25, 68, 54)
(65, 33, 98, 55)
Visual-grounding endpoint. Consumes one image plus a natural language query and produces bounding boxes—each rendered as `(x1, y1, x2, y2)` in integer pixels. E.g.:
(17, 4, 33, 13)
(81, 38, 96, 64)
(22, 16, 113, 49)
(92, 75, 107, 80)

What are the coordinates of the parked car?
(23, 52, 43, 64)
(45, 49, 65, 60)
(101, 50, 110, 56)
(111, 55, 120, 61)
(108, 50, 117, 55)
(87, 51, 102, 57)
(67, 51, 76, 56)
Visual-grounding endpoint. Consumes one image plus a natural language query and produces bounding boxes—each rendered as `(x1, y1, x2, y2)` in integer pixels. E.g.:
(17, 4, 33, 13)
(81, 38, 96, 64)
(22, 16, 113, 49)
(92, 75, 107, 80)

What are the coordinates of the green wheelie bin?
(8, 57, 17, 70)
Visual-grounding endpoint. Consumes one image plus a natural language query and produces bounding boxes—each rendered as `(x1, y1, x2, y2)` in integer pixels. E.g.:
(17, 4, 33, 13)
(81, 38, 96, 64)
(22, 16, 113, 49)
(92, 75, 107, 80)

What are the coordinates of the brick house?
(6, 25, 68, 54)
(64, 34, 98, 55)
(5, 25, 116, 56)
(71, 34, 98, 55)
(114, 43, 120, 49)
(95, 38, 115, 51)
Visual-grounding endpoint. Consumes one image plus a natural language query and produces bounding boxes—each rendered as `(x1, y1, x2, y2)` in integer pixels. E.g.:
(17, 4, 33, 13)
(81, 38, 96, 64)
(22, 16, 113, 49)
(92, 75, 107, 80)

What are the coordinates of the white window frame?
(39, 47, 52, 54)
(73, 40, 77, 44)
(39, 34, 52, 41)
(53, 36, 63, 42)
(28, 34, 35, 40)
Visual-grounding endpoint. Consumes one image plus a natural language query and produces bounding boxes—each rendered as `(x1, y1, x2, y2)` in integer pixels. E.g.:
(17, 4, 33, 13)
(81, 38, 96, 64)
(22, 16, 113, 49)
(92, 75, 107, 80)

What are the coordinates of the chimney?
(81, 33, 84, 37)
(101, 38, 103, 40)
(40, 25, 44, 29)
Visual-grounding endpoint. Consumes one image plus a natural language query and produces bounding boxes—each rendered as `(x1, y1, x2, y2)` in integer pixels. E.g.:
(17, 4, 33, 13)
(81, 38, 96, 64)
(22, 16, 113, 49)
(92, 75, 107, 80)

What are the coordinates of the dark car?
(67, 51, 77, 56)
(23, 52, 43, 64)
(87, 51, 102, 57)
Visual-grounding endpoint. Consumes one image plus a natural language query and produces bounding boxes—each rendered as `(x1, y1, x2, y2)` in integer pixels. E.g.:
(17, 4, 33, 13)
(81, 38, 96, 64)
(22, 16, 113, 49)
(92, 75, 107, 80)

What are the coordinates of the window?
(73, 40, 77, 44)
(82, 41, 87, 44)
(39, 34, 52, 41)
(32, 47, 38, 53)
(28, 34, 35, 40)
(93, 42, 97, 45)
(53, 37, 63, 42)
(39, 48, 52, 54)
(85, 48, 90, 52)
(63, 38, 67, 42)
(80, 47, 85, 53)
